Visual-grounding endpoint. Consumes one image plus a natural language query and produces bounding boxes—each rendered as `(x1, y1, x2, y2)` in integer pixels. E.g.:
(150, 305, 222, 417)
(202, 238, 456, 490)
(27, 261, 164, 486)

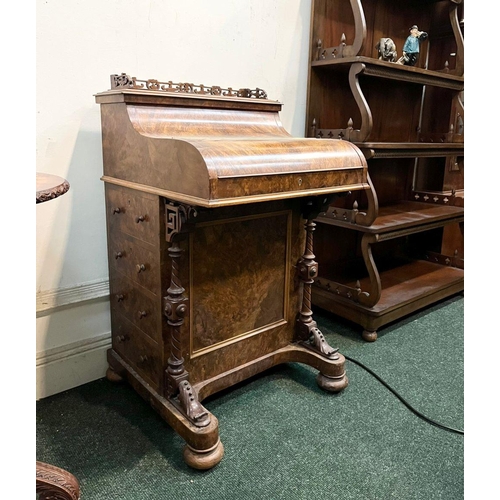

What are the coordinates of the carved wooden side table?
(36, 172, 80, 500)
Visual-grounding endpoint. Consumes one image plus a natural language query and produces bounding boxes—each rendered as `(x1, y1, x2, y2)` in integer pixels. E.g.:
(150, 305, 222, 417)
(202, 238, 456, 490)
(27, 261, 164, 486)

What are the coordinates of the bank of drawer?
(106, 184, 160, 245)
(108, 234, 159, 293)
(110, 273, 160, 343)
(111, 315, 162, 390)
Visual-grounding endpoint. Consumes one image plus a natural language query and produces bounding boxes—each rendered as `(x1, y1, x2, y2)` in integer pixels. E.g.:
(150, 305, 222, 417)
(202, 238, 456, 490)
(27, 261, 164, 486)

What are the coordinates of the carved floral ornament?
(110, 73, 268, 99)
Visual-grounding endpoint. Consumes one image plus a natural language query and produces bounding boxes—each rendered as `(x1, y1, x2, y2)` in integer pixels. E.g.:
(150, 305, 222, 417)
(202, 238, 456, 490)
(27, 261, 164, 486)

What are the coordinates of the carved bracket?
(165, 202, 198, 243)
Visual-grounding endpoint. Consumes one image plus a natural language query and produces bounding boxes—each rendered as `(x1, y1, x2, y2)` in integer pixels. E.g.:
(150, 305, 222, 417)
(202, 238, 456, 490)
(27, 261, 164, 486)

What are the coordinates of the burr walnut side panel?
(189, 211, 291, 356)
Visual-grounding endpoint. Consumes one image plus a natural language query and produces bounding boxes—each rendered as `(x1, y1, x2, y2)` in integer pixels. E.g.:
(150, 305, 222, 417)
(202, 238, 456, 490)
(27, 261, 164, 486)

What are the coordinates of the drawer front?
(108, 233, 160, 293)
(110, 272, 160, 343)
(111, 315, 162, 390)
(106, 184, 160, 245)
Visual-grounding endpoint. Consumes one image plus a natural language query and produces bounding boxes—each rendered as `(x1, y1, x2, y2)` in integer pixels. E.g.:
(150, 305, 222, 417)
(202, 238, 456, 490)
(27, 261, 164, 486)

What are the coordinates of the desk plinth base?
(106, 343, 347, 469)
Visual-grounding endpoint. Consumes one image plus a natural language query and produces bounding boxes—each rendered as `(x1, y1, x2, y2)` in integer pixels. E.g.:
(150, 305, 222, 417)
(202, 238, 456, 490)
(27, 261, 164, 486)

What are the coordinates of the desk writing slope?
(95, 74, 369, 469)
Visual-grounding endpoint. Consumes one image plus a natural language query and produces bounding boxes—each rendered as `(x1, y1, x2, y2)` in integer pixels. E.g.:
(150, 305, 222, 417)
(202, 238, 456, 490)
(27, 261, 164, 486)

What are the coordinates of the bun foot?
(106, 366, 123, 383)
(183, 439, 224, 470)
(316, 372, 348, 393)
(362, 329, 377, 342)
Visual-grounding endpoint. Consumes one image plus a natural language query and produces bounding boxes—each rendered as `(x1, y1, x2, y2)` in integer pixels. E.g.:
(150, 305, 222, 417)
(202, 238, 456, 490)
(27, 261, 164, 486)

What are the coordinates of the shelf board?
(313, 259, 464, 329)
(317, 200, 464, 235)
(356, 142, 464, 159)
(311, 56, 463, 90)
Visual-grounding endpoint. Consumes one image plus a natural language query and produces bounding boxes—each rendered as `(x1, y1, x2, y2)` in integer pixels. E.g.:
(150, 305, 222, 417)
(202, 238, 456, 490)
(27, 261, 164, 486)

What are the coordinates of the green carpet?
(36, 295, 464, 500)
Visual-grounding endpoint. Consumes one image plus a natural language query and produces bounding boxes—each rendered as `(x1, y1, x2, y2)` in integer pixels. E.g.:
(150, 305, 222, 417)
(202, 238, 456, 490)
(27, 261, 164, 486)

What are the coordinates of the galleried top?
(110, 73, 268, 100)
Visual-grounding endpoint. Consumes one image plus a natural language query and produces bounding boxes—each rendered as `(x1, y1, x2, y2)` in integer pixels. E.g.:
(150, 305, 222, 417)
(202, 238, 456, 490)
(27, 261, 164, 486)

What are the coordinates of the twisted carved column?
(163, 202, 210, 427)
(297, 215, 339, 359)
(164, 240, 188, 393)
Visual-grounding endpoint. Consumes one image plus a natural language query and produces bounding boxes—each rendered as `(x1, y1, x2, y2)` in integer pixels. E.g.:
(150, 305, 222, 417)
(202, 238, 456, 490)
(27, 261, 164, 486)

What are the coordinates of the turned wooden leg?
(362, 329, 377, 342)
(316, 372, 349, 393)
(36, 461, 80, 500)
(183, 439, 225, 470)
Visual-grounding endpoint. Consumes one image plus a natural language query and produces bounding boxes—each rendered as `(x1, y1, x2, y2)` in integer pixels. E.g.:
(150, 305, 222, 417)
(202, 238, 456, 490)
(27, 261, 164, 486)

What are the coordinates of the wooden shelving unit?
(306, 0, 464, 340)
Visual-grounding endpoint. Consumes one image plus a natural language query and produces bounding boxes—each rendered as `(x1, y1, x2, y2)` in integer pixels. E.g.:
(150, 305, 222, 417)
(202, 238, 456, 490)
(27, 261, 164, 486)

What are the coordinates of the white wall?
(35, 0, 313, 398)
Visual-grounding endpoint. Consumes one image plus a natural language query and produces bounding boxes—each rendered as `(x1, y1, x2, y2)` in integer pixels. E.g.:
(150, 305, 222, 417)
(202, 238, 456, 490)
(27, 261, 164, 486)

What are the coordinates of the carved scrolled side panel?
(354, 172, 378, 226)
(343, 0, 366, 57)
(358, 233, 381, 307)
(349, 63, 373, 142)
(315, 0, 366, 60)
(449, 2, 464, 76)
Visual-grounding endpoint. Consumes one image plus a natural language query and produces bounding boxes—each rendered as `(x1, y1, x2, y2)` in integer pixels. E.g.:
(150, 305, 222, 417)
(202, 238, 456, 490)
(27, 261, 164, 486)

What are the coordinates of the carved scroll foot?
(309, 326, 339, 358)
(183, 438, 225, 470)
(316, 371, 348, 393)
(178, 379, 211, 428)
(106, 365, 124, 383)
(362, 329, 378, 342)
(300, 322, 340, 360)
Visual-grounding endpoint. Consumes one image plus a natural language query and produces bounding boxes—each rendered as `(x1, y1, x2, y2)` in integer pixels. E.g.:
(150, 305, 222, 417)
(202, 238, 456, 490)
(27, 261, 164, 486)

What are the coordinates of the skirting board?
(36, 333, 111, 400)
(37, 278, 110, 316)
(36, 278, 112, 399)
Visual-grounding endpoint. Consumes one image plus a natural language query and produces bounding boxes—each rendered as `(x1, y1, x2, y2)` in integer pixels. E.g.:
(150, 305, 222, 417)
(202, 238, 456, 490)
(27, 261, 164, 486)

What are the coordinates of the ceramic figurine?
(376, 38, 397, 62)
(397, 25, 428, 66)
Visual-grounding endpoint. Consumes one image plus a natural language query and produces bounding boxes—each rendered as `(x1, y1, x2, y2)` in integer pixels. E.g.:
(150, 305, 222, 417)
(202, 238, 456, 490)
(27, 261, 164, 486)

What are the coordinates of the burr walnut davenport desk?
(95, 74, 369, 469)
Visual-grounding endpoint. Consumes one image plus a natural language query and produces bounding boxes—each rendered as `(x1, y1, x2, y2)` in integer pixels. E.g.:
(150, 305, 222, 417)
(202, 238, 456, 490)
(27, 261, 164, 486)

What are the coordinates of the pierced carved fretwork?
(111, 73, 268, 99)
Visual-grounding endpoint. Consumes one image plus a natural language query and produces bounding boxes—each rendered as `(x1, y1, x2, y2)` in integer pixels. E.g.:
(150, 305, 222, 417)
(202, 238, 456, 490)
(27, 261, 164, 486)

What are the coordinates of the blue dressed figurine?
(398, 25, 428, 66)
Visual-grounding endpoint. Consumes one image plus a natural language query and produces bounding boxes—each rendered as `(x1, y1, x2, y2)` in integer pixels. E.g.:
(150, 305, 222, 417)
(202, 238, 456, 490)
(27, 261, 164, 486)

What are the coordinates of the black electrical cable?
(344, 354, 464, 436)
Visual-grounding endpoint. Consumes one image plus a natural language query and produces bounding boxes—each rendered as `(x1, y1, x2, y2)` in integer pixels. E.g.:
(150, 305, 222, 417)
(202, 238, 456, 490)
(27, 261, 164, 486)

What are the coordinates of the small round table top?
(36, 173, 70, 204)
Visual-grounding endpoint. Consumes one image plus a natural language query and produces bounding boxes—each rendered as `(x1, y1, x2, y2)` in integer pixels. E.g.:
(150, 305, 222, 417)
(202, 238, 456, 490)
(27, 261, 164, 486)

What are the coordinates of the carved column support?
(297, 204, 340, 360)
(164, 239, 189, 393)
(163, 201, 210, 428)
